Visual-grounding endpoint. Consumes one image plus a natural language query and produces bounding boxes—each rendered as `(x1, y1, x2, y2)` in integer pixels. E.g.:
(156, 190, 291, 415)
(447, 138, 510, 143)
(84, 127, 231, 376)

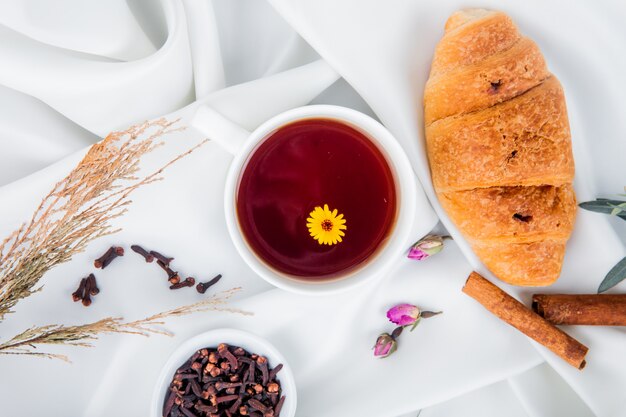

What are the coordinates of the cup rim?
(150, 328, 297, 417)
(224, 105, 416, 295)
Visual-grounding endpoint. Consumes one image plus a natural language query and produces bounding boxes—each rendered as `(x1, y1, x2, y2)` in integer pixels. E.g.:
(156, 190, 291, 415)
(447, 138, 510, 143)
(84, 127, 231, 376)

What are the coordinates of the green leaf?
(598, 257, 626, 293)
(409, 317, 421, 331)
(579, 199, 626, 221)
(608, 203, 626, 215)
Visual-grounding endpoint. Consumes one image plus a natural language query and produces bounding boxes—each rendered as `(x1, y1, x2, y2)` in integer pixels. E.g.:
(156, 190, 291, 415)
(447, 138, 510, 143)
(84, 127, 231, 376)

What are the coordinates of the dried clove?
(157, 260, 182, 284)
(267, 392, 279, 406)
(72, 274, 99, 306)
(248, 399, 268, 413)
(194, 403, 217, 414)
(163, 344, 285, 417)
(94, 246, 124, 269)
(189, 379, 203, 398)
(218, 343, 238, 370)
(130, 244, 154, 262)
(232, 347, 246, 356)
(164, 391, 176, 417)
(215, 381, 242, 391)
(170, 405, 182, 417)
(82, 278, 92, 306)
(196, 274, 222, 294)
(256, 356, 269, 385)
(71, 277, 88, 302)
(170, 277, 195, 290)
(216, 394, 239, 404)
(79, 296, 90, 308)
(228, 396, 243, 414)
(179, 407, 198, 417)
(268, 364, 282, 381)
(87, 273, 99, 296)
(246, 362, 256, 383)
(274, 396, 285, 416)
(150, 250, 174, 266)
(141, 248, 224, 293)
(176, 373, 198, 381)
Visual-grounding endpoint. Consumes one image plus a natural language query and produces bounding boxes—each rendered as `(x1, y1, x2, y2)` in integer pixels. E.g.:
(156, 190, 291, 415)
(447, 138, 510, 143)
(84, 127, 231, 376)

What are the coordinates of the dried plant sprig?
(0, 118, 207, 320)
(0, 288, 250, 361)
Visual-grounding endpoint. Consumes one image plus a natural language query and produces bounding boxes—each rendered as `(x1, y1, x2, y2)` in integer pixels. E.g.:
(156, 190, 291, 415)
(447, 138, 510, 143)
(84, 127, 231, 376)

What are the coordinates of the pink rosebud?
(408, 235, 444, 260)
(373, 333, 397, 358)
(387, 303, 421, 327)
(407, 247, 429, 260)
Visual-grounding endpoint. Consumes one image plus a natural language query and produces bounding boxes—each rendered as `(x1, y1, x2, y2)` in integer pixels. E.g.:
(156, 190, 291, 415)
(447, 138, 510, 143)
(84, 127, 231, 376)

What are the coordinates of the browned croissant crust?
(424, 9, 576, 286)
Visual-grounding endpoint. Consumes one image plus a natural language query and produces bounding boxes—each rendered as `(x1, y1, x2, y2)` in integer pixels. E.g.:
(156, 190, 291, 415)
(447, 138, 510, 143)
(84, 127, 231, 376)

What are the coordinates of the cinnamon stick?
(462, 272, 588, 370)
(532, 294, 626, 325)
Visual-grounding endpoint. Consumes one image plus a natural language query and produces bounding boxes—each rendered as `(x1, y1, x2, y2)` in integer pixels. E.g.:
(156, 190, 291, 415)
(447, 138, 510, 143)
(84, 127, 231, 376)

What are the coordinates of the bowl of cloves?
(151, 329, 296, 417)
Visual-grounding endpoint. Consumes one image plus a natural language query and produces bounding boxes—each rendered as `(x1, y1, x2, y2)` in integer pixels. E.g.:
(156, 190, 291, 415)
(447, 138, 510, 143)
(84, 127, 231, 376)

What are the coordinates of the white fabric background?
(0, 1, 624, 416)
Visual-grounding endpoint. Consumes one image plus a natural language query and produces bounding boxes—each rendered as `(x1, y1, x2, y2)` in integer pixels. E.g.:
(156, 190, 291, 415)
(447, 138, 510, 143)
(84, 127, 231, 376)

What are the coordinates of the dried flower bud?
(373, 333, 397, 358)
(387, 303, 421, 327)
(408, 234, 444, 260)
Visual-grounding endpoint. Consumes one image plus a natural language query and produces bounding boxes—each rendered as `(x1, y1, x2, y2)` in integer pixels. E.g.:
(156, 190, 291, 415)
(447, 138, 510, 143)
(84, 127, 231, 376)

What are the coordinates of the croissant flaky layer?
(424, 9, 576, 286)
(438, 184, 576, 243)
(424, 37, 550, 125)
(472, 239, 568, 287)
(426, 77, 574, 192)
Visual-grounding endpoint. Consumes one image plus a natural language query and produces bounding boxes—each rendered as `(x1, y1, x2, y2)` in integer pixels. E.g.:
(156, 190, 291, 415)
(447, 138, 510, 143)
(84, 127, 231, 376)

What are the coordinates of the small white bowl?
(151, 329, 297, 417)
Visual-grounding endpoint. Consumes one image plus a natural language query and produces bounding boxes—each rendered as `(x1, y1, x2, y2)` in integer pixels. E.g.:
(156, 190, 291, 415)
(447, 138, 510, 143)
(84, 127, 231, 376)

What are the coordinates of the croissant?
(424, 9, 576, 286)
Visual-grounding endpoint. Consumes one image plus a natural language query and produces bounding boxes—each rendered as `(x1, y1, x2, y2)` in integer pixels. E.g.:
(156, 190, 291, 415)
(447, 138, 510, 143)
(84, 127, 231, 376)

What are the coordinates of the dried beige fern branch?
(0, 288, 251, 362)
(0, 118, 207, 321)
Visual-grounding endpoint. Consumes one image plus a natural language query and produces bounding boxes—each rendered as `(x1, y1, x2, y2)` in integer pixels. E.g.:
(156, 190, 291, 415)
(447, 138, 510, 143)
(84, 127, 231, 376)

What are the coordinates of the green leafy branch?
(579, 198, 626, 222)
(579, 190, 626, 293)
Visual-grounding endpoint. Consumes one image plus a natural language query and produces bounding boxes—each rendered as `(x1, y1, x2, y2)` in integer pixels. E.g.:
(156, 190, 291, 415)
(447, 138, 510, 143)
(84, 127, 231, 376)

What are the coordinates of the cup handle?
(191, 105, 251, 155)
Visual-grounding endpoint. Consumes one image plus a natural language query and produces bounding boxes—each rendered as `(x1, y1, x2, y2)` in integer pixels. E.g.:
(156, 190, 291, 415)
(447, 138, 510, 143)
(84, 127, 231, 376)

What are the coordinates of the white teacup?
(192, 104, 416, 295)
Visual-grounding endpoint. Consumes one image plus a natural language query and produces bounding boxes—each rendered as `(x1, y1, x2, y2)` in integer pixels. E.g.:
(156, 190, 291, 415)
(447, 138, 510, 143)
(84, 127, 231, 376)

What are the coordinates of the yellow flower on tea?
(307, 204, 347, 245)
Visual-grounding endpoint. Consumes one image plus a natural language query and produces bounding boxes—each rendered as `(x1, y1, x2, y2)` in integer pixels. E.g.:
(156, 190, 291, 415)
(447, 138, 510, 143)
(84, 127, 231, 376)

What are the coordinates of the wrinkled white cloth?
(0, 1, 624, 416)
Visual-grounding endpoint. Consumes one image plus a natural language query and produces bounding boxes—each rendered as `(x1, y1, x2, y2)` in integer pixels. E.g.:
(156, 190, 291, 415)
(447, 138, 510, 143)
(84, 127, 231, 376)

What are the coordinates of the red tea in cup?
(236, 118, 397, 280)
